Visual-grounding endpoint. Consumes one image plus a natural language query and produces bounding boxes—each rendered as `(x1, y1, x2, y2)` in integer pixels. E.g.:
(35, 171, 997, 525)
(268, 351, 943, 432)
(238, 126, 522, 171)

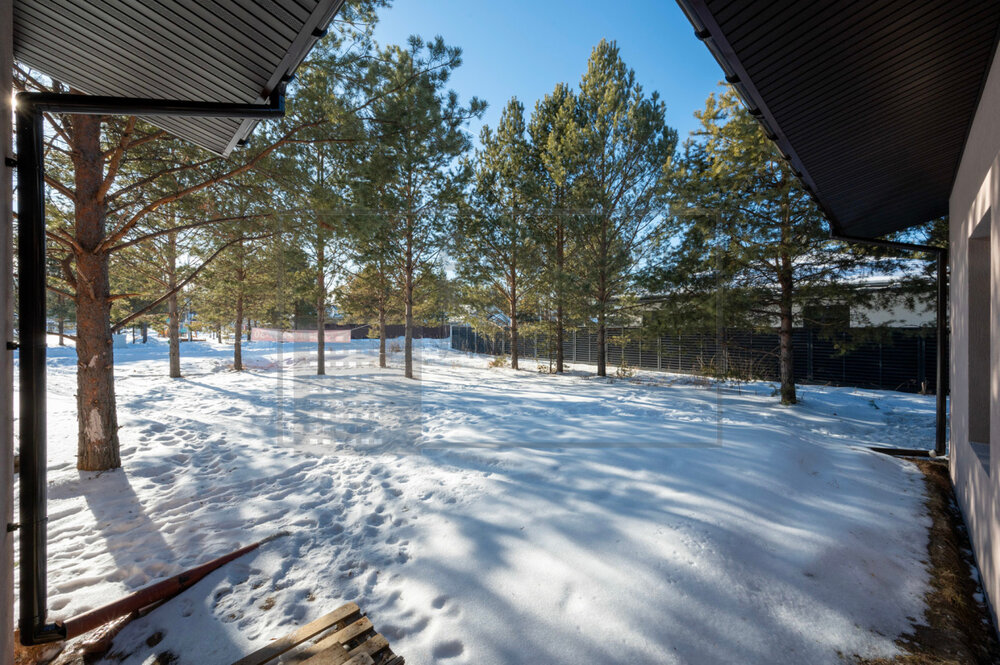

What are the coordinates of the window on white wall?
(968, 211, 991, 471)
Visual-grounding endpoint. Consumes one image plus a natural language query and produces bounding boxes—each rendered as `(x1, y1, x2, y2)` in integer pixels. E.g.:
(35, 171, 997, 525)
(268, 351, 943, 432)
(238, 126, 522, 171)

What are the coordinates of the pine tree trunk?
(555, 306, 563, 372)
(217, 325, 222, 343)
(141, 321, 148, 343)
(378, 304, 387, 369)
(73, 114, 120, 471)
(595, 220, 608, 377)
(57, 317, 64, 346)
(246, 320, 251, 342)
(404, 276, 414, 379)
(234, 245, 245, 371)
(596, 308, 606, 377)
(316, 241, 326, 376)
(166, 231, 181, 378)
(778, 212, 796, 405)
(509, 288, 519, 370)
(404, 231, 415, 380)
(234, 293, 244, 371)
(596, 265, 608, 376)
(778, 296, 795, 404)
(555, 221, 564, 373)
(167, 292, 180, 377)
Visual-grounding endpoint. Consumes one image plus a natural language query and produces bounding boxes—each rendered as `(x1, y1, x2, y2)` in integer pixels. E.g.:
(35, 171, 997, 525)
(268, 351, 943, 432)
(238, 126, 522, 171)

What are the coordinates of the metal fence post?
(807, 328, 814, 381)
(842, 332, 847, 383)
(878, 340, 883, 387)
(917, 335, 926, 388)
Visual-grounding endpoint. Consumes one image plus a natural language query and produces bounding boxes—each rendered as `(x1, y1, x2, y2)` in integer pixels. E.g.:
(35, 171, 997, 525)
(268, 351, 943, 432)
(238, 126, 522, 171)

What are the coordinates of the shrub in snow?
(615, 363, 636, 379)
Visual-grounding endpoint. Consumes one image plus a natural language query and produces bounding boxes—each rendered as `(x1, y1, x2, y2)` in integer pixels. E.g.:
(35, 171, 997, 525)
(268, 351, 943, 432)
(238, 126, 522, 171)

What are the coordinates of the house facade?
(949, 40, 1000, 625)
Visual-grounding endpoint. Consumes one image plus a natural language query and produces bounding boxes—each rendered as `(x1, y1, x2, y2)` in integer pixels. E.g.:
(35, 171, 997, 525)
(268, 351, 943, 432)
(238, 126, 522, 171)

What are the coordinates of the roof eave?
(223, 0, 347, 155)
(676, 0, 864, 237)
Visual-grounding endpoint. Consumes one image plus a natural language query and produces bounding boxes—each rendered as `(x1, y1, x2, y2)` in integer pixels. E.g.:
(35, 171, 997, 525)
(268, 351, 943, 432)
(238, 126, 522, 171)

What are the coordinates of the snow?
(15, 335, 936, 664)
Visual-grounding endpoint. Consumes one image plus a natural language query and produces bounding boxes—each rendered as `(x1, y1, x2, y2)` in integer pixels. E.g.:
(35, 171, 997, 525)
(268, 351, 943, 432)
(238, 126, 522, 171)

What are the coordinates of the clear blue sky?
(371, 0, 724, 144)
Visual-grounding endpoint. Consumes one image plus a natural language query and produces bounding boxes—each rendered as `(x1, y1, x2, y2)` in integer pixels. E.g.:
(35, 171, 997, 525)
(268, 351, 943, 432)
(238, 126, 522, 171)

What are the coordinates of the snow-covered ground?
(16, 335, 937, 665)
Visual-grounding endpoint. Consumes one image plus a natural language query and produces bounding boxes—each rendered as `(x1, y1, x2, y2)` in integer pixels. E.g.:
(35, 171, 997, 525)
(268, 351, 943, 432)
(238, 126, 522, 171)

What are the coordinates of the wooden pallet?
(230, 602, 403, 665)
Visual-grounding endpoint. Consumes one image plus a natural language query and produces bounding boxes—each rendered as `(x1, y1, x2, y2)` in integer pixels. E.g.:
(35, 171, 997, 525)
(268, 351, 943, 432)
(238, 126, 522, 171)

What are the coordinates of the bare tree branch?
(108, 213, 271, 253)
(108, 293, 141, 302)
(111, 233, 271, 331)
(98, 116, 136, 202)
(98, 120, 326, 254)
(46, 284, 76, 299)
(106, 155, 221, 205)
(44, 175, 76, 203)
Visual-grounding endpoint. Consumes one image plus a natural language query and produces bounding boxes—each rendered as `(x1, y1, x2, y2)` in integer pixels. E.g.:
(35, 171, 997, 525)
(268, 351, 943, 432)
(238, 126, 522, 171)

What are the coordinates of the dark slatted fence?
(450, 325, 942, 393)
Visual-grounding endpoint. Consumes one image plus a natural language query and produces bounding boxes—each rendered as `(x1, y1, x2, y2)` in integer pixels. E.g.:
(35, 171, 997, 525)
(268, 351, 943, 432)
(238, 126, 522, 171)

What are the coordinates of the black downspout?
(935, 251, 948, 457)
(831, 232, 948, 458)
(14, 91, 285, 646)
(16, 102, 62, 645)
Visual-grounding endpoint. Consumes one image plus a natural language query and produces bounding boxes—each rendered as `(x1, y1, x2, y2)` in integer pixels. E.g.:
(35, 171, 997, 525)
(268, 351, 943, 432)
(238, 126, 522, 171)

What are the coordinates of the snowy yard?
(19, 336, 937, 665)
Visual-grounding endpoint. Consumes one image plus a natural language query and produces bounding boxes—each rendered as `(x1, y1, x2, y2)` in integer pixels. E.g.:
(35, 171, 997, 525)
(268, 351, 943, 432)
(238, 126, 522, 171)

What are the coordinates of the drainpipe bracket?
(4, 157, 15, 168)
(6, 522, 19, 532)
(7, 341, 18, 350)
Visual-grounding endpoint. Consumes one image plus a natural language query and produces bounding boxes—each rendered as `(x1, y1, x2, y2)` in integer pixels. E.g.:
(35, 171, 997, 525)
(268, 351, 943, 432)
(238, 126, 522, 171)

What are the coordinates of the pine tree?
(266, 41, 369, 375)
(644, 87, 897, 404)
(13, 2, 394, 470)
(573, 40, 677, 377)
(335, 262, 401, 367)
(46, 293, 74, 346)
(528, 83, 584, 372)
(456, 98, 542, 370)
(195, 178, 295, 370)
(357, 37, 484, 379)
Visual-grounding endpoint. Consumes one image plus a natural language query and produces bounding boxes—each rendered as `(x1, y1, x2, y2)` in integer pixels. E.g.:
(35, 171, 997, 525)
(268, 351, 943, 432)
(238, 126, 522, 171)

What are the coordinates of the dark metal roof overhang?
(676, 1, 1000, 237)
(12, 0, 346, 155)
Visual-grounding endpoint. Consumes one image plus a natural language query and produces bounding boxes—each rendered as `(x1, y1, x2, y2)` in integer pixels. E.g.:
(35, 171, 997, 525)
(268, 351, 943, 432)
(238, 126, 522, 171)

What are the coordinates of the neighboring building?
(849, 281, 934, 329)
(640, 275, 937, 330)
(679, 0, 1000, 627)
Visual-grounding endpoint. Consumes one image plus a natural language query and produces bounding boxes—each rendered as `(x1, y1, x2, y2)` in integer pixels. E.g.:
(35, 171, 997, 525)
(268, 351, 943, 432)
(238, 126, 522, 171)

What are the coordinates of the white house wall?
(949, 37, 1000, 629)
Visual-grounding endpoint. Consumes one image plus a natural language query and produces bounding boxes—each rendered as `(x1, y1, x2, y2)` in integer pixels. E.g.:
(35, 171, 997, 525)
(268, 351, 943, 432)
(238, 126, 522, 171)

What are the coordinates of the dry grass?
(858, 459, 1000, 665)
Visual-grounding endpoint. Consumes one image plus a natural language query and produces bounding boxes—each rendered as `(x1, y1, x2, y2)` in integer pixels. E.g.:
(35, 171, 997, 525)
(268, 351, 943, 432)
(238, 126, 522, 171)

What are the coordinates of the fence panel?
(450, 325, 942, 394)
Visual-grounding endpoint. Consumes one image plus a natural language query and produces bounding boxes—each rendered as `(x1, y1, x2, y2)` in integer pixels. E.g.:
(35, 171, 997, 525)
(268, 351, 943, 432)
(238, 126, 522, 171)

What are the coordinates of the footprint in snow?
(433, 640, 465, 659)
